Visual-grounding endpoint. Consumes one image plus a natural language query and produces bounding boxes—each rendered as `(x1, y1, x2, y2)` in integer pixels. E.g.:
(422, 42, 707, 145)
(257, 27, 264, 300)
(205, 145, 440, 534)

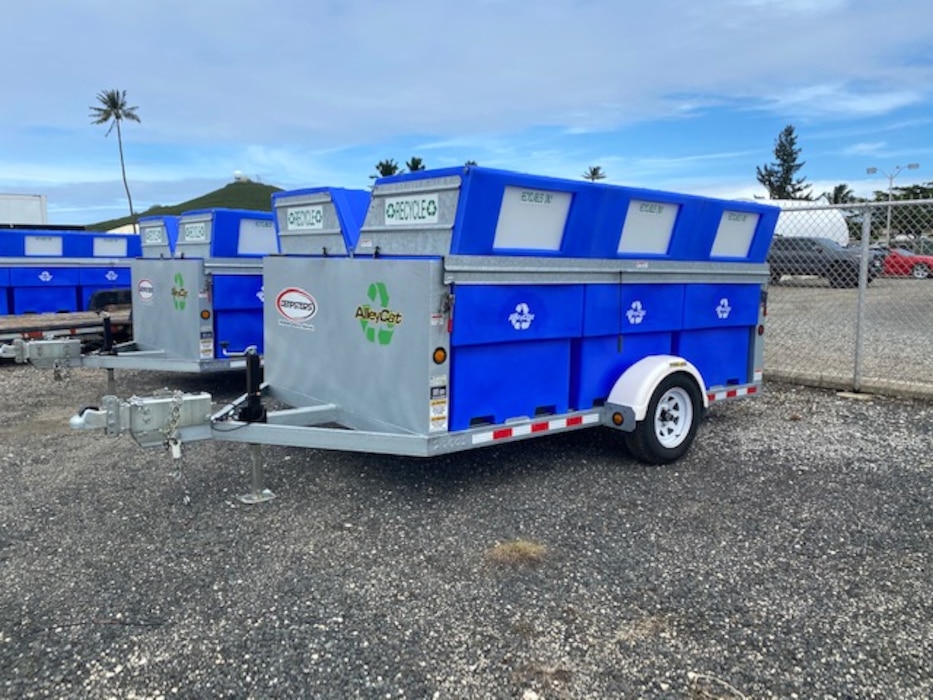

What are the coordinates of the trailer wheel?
(624, 374, 702, 465)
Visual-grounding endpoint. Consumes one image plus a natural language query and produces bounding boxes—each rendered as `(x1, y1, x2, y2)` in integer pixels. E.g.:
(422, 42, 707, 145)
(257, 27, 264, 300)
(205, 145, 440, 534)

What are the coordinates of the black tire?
(911, 264, 930, 280)
(623, 373, 703, 465)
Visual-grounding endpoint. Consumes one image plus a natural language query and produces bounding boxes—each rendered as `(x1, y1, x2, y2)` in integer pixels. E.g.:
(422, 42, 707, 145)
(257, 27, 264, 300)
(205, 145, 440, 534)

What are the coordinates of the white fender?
(606, 355, 708, 422)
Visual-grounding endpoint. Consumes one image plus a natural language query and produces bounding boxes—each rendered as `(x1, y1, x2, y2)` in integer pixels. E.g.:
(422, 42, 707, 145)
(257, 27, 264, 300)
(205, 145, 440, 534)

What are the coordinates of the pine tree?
(756, 125, 812, 200)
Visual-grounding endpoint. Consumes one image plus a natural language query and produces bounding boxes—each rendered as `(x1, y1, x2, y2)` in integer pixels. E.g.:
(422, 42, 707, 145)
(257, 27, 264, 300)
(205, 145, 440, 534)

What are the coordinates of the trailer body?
(0, 229, 140, 315)
(72, 167, 779, 473)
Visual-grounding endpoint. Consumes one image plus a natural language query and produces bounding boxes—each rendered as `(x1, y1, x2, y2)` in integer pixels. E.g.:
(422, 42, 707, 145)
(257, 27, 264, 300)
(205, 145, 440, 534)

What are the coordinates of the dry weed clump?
(485, 539, 548, 566)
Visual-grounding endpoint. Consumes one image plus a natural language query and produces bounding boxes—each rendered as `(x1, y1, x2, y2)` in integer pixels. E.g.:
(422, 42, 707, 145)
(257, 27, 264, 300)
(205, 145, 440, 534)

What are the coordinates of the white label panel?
(238, 218, 278, 255)
(285, 205, 325, 231)
(711, 210, 759, 258)
(93, 236, 127, 257)
(384, 194, 439, 226)
(25, 235, 62, 256)
(183, 222, 207, 242)
(618, 200, 679, 254)
(142, 227, 165, 245)
(493, 186, 571, 251)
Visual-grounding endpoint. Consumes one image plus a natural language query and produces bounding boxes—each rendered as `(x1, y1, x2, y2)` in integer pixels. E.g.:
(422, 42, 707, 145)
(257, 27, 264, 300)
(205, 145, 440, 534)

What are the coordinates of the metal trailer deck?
(0, 308, 130, 345)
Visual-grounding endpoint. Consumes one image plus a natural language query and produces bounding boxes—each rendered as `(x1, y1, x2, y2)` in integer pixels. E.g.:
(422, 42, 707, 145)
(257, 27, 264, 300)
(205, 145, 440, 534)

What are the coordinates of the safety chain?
(162, 390, 191, 506)
(52, 359, 70, 382)
(161, 390, 183, 450)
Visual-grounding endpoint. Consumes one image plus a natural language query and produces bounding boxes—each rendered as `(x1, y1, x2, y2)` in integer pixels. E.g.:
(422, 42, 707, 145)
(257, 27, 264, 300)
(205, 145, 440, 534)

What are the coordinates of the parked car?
(848, 242, 890, 260)
(882, 248, 933, 279)
(768, 236, 883, 288)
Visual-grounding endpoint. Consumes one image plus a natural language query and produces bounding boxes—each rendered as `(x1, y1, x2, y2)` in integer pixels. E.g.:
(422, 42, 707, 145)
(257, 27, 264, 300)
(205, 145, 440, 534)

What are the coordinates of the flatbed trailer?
(0, 308, 130, 348)
(68, 166, 779, 502)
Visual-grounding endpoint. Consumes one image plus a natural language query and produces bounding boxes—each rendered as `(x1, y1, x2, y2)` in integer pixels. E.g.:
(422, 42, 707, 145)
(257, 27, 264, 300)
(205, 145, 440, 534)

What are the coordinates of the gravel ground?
(0, 363, 931, 699)
(765, 276, 933, 398)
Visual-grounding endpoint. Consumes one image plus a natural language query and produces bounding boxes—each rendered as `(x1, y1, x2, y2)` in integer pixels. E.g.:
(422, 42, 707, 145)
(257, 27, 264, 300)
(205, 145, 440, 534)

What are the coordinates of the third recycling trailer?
(2, 209, 287, 373)
(0, 227, 138, 347)
(70, 166, 779, 500)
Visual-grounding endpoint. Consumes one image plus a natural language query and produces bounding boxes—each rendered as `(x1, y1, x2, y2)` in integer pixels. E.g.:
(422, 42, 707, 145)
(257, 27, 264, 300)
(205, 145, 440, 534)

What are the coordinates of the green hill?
(90, 180, 284, 231)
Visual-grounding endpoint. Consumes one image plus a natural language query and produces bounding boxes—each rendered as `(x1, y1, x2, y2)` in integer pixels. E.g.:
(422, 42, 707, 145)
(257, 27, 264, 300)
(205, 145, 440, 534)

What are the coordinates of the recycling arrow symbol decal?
(355, 281, 403, 346)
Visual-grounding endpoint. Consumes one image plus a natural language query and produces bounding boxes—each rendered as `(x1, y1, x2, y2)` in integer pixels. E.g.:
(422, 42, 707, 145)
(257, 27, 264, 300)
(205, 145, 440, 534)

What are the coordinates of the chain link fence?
(765, 199, 933, 398)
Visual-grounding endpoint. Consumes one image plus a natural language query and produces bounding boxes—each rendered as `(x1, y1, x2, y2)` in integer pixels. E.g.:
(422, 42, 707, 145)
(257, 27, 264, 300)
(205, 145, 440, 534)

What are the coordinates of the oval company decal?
(138, 278, 154, 302)
(275, 287, 318, 322)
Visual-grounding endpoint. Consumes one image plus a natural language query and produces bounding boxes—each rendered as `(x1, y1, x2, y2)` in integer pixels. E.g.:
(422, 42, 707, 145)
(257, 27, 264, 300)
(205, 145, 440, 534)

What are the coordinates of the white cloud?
(1, 0, 931, 223)
(843, 142, 886, 156)
(764, 84, 924, 118)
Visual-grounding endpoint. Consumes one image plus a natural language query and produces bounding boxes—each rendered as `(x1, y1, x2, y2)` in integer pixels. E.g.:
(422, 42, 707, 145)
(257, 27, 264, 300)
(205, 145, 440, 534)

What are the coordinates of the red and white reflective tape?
(707, 385, 758, 403)
(472, 413, 600, 445)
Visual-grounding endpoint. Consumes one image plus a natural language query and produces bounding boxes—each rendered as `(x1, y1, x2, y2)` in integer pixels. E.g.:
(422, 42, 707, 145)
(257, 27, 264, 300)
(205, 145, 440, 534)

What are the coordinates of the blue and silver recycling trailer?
(3, 209, 282, 372)
(70, 166, 779, 500)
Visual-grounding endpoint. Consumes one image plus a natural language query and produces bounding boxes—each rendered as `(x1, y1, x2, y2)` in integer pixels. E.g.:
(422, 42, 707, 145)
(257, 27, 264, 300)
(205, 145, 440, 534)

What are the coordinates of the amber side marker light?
(433, 347, 447, 364)
(612, 412, 624, 426)
(200, 310, 211, 320)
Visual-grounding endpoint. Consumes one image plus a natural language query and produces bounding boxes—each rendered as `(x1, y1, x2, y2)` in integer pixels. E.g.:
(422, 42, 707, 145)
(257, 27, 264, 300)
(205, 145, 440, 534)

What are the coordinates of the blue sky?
(1, 0, 931, 225)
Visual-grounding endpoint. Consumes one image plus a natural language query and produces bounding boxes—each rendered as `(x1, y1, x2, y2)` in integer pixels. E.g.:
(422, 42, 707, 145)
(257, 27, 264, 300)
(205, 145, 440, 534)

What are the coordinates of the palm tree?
(405, 157, 426, 172)
(371, 159, 402, 179)
(583, 166, 606, 181)
(821, 183, 856, 204)
(465, 160, 478, 166)
(90, 89, 141, 220)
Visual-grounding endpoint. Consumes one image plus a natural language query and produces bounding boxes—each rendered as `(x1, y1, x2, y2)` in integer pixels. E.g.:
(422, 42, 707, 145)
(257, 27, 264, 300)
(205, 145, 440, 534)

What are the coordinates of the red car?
(883, 248, 933, 279)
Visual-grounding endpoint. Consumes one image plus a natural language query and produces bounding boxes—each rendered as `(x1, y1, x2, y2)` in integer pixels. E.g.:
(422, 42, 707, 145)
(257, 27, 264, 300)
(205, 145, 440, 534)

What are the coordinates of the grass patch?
(486, 539, 548, 566)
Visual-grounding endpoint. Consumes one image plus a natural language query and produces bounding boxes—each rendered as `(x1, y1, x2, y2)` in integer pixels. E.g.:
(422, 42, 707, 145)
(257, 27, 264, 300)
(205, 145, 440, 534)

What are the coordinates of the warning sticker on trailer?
(429, 398, 448, 432)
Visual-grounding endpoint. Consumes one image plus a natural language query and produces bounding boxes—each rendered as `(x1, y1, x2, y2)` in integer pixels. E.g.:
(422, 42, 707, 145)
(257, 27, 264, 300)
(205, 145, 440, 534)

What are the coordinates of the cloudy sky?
(1, 0, 931, 225)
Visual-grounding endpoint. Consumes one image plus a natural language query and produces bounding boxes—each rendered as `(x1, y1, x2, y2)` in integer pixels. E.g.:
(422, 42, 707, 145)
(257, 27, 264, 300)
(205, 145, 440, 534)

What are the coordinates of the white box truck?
(0, 194, 48, 226)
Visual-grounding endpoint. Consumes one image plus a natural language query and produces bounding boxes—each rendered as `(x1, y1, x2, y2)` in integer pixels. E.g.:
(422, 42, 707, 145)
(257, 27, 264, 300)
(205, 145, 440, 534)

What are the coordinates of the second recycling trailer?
(71, 166, 779, 493)
(3, 209, 284, 372)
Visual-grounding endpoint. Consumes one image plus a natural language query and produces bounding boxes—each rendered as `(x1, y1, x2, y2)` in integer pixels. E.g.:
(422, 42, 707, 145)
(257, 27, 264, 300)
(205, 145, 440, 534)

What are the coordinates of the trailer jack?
(236, 348, 266, 423)
(230, 348, 274, 504)
(239, 443, 276, 505)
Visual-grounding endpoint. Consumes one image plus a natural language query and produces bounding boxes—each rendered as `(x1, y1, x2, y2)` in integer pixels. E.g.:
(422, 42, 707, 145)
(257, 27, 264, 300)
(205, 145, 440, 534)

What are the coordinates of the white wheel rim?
(912, 266, 929, 279)
(653, 387, 694, 448)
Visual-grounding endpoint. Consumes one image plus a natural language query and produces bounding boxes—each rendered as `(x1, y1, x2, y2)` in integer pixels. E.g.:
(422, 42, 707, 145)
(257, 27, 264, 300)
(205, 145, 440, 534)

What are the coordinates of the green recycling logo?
(355, 282, 403, 346)
(171, 272, 188, 311)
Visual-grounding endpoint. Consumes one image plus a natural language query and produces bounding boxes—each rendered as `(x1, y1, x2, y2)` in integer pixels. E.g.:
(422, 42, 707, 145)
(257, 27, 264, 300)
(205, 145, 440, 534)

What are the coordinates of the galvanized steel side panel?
(131, 259, 207, 358)
(263, 257, 448, 436)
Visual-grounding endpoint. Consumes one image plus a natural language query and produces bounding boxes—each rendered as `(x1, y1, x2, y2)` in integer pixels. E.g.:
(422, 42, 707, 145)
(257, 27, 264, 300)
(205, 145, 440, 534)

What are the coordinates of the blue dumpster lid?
(271, 186, 370, 252)
(368, 165, 779, 261)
